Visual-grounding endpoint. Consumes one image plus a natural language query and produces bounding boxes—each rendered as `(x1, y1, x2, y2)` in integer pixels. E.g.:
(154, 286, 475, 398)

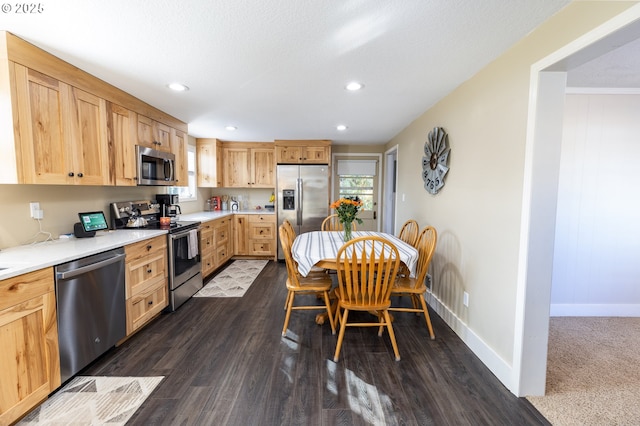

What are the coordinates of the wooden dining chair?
(282, 219, 326, 280)
(281, 219, 297, 244)
(389, 226, 437, 339)
(397, 219, 420, 277)
(333, 235, 401, 362)
(279, 224, 336, 336)
(398, 219, 420, 247)
(321, 214, 357, 231)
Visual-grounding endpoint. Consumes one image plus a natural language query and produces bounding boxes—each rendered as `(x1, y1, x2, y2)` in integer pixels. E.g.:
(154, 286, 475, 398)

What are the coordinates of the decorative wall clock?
(422, 127, 450, 195)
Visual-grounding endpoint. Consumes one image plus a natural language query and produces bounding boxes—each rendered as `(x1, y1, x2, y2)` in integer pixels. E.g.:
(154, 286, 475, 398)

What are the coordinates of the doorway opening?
(516, 6, 640, 396)
(383, 146, 398, 234)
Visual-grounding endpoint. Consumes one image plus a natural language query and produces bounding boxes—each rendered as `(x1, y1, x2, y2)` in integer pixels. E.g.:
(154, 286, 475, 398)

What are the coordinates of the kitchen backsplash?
(0, 184, 269, 250)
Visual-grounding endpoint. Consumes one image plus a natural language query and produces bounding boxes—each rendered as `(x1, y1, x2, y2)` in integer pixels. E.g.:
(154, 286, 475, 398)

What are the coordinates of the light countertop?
(179, 209, 274, 222)
(0, 210, 275, 281)
(0, 229, 166, 281)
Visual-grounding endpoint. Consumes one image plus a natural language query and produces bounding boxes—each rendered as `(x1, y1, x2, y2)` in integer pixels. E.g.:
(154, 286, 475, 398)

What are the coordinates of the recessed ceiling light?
(225, 126, 237, 131)
(345, 81, 363, 91)
(167, 82, 189, 92)
(337, 125, 348, 131)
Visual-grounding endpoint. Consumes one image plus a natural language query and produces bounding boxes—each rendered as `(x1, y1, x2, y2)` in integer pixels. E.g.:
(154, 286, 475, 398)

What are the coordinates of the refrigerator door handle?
(297, 177, 303, 226)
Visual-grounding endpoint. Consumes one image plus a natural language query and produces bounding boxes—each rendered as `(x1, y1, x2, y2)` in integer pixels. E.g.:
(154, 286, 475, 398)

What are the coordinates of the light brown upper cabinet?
(196, 138, 223, 187)
(13, 65, 110, 185)
(0, 31, 188, 186)
(222, 142, 274, 188)
(171, 129, 188, 186)
(108, 103, 138, 186)
(138, 115, 172, 153)
(274, 140, 331, 164)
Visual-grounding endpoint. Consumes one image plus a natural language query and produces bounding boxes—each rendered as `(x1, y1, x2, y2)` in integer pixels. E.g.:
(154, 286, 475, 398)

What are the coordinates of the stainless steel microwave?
(136, 145, 176, 186)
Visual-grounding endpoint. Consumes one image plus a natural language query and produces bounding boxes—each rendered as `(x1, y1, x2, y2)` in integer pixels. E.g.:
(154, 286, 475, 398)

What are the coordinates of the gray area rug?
(194, 259, 268, 297)
(18, 376, 163, 425)
(527, 317, 640, 425)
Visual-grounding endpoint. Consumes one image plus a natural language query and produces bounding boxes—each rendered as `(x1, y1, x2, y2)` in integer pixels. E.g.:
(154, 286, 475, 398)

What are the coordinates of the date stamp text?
(2, 3, 45, 13)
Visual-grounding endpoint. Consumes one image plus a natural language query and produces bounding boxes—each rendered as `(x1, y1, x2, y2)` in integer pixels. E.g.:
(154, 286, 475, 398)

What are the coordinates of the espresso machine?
(156, 194, 182, 223)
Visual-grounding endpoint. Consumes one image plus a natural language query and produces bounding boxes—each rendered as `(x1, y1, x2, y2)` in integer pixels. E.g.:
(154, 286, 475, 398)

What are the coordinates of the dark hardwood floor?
(84, 261, 550, 425)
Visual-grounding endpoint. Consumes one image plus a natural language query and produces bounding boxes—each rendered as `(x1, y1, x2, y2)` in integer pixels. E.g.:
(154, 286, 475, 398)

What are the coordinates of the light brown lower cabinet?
(200, 216, 233, 278)
(124, 235, 168, 335)
(233, 214, 249, 255)
(214, 217, 233, 267)
(248, 214, 276, 256)
(234, 214, 276, 257)
(0, 267, 60, 425)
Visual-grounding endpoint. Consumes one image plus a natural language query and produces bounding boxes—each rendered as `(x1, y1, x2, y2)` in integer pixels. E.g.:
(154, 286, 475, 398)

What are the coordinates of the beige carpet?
(194, 259, 268, 297)
(527, 317, 640, 426)
(18, 376, 163, 425)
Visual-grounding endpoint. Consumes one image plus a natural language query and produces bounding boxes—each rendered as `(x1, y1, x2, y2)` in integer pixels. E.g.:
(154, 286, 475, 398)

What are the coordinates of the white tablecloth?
(292, 231, 418, 277)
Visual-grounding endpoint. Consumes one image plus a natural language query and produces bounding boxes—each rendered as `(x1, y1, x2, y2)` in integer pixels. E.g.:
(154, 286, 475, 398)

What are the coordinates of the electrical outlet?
(30, 202, 40, 218)
(463, 291, 469, 307)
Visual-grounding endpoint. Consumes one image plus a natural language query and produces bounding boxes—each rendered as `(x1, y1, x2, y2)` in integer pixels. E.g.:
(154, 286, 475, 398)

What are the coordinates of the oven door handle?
(169, 229, 201, 257)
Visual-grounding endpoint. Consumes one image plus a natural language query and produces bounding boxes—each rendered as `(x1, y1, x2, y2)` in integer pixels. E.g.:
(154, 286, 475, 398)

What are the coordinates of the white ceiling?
(1, 0, 572, 145)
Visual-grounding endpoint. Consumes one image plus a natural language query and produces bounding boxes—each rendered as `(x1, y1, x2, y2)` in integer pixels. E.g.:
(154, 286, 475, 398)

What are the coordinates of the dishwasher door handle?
(56, 253, 126, 280)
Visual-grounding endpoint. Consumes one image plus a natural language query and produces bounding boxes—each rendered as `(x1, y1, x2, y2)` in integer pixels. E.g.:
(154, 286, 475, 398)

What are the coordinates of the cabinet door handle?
(68, 172, 74, 177)
(147, 268, 152, 273)
(77, 172, 83, 177)
(148, 300, 153, 305)
(147, 245, 152, 251)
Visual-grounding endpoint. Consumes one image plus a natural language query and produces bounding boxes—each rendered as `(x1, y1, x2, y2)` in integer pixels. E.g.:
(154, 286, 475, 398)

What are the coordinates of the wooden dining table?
(292, 230, 419, 325)
(292, 230, 419, 277)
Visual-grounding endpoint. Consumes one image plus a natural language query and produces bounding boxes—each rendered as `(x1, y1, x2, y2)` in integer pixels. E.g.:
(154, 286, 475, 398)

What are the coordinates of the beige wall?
(387, 1, 637, 370)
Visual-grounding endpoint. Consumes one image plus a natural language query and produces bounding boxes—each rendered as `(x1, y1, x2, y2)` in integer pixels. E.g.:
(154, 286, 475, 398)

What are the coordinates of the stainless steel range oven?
(110, 200, 203, 311)
(167, 223, 202, 311)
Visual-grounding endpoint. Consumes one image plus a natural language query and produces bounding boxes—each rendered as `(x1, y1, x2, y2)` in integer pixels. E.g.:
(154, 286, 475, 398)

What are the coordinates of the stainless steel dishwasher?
(55, 247, 126, 383)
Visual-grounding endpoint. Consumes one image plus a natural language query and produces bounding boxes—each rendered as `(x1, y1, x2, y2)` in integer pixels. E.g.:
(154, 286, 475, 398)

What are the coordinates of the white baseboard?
(550, 303, 640, 317)
(425, 292, 516, 394)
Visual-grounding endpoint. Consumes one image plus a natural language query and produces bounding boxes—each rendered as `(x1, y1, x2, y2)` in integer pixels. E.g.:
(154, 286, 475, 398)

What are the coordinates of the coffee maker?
(156, 194, 181, 223)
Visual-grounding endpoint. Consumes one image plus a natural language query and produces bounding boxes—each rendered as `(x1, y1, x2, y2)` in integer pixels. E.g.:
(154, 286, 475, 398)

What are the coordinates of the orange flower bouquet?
(330, 196, 363, 241)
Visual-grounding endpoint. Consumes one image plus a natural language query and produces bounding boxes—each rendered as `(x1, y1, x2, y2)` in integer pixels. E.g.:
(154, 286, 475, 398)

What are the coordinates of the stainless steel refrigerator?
(276, 164, 330, 260)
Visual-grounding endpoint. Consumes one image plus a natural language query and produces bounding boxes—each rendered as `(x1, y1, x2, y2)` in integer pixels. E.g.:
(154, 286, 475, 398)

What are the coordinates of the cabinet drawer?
(215, 223, 230, 246)
(200, 220, 215, 234)
(125, 250, 167, 299)
(215, 244, 230, 265)
(248, 222, 275, 240)
(201, 228, 215, 254)
(248, 214, 275, 223)
(125, 235, 167, 261)
(126, 275, 167, 334)
(202, 251, 216, 277)
(0, 267, 54, 311)
(249, 240, 275, 256)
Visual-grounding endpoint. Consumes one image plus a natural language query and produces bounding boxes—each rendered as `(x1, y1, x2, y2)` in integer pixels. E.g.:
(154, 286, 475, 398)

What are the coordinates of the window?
(338, 175, 374, 210)
(336, 159, 377, 211)
(168, 145, 197, 201)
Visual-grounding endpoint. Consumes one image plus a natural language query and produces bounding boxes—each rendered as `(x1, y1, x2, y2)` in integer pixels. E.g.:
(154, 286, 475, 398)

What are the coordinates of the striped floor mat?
(194, 259, 269, 297)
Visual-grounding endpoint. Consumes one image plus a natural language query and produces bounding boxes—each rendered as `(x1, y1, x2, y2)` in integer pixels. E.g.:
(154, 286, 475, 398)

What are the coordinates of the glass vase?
(343, 221, 352, 242)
